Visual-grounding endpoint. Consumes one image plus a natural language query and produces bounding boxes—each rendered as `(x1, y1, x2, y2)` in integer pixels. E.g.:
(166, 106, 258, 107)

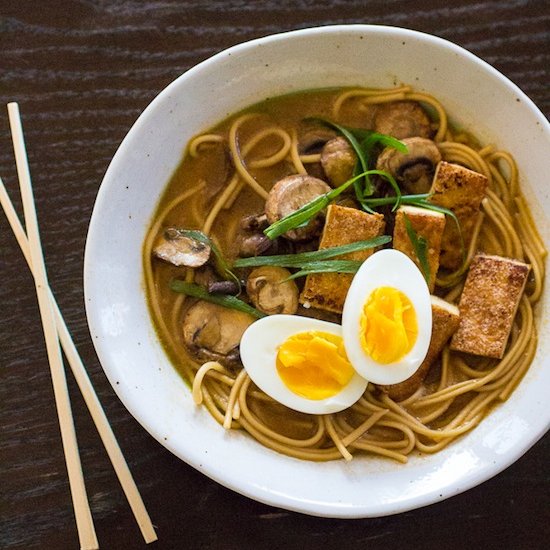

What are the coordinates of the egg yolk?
(360, 287, 418, 364)
(276, 331, 355, 400)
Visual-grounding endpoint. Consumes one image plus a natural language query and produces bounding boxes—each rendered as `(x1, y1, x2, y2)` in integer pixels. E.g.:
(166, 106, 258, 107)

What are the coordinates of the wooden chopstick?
(6, 102, 99, 549)
(3, 103, 157, 546)
(0, 175, 158, 545)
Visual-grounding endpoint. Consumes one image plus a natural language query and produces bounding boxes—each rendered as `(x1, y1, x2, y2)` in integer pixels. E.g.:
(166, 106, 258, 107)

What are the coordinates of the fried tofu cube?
(393, 205, 446, 292)
(450, 253, 530, 358)
(382, 296, 460, 401)
(429, 161, 488, 270)
(300, 205, 385, 313)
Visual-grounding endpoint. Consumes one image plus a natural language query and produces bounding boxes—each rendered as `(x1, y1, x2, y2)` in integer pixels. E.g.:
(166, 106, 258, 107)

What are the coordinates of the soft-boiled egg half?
(239, 249, 432, 414)
(342, 249, 432, 385)
(240, 315, 369, 414)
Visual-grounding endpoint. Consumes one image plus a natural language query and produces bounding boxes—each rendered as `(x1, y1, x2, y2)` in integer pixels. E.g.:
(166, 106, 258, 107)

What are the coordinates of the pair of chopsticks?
(0, 103, 157, 549)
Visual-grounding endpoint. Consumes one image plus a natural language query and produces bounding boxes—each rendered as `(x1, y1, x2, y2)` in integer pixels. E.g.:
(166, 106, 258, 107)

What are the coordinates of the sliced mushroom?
(246, 266, 299, 315)
(374, 101, 432, 139)
(193, 265, 218, 288)
(240, 213, 268, 231)
(182, 301, 253, 366)
(153, 228, 211, 267)
(376, 137, 442, 194)
(207, 280, 241, 295)
(298, 127, 337, 154)
(265, 174, 331, 241)
(320, 137, 357, 187)
(238, 233, 273, 257)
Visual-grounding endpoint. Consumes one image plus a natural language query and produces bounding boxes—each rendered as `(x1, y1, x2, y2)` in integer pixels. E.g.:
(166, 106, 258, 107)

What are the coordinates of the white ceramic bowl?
(84, 25, 550, 518)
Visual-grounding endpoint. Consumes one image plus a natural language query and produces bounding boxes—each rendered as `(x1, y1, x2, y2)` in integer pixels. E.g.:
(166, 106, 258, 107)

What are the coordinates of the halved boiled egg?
(342, 249, 432, 385)
(240, 315, 368, 414)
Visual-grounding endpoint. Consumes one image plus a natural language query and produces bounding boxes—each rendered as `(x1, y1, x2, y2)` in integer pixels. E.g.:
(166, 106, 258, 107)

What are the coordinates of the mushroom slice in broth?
(374, 101, 433, 139)
(247, 266, 299, 315)
(320, 136, 357, 188)
(183, 301, 254, 367)
(265, 174, 331, 241)
(376, 137, 441, 194)
(154, 228, 211, 267)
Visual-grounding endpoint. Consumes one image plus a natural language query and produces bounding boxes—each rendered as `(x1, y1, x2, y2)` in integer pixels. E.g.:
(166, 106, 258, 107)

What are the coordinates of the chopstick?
(6, 103, 98, 549)
(2, 103, 157, 546)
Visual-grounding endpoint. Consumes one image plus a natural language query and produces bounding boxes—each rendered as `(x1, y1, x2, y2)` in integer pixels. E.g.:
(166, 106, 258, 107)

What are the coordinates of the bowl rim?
(84, 23, 550, 518)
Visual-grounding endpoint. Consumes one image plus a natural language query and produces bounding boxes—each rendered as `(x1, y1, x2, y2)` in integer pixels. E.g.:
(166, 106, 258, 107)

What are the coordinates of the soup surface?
(143, 85, 545, 462)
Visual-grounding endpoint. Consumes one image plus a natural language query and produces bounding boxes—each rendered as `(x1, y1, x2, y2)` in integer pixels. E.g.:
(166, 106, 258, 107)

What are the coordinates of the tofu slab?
(382, 295, 460, 401)
(450, 253, 530, 358)
(429, 161, 488, 270)
(393, 205, 446, 292)
(300, 205, 385, 313)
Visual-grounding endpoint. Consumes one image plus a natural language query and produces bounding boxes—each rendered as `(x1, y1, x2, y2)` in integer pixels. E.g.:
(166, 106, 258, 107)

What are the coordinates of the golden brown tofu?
(382, 296, 460, 401)
(429, 161, 488, 270)
(393, 205, 446, 292)
(300, 205, 385, 313)
(450, 253, 530, 358)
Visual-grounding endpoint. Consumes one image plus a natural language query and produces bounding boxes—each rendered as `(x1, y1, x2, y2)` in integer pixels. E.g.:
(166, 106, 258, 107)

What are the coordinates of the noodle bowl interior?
(144, 85, 546, 463)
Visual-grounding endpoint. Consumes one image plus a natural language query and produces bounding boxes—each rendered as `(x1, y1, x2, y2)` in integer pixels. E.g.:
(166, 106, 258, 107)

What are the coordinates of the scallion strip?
(361, 194, 467, 275)
(308, 118, 372, 197)
(285, 260, 363, 280)
(170, 280, 265, 319)
(359, 169, 403, 211)
(263, 170, 371, 240)
(362, 193, 431, 208)
(357, 132, 408, 206)
(403, 214, 431, 283)
(306, 119, 407, 208)
(416, 201, 466, 266)
(234, 235, 390, 268)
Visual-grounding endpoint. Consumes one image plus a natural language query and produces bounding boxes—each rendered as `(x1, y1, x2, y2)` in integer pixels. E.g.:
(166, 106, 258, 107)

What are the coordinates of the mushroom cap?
(246, 266, 299, 315)
(374, 101, 432, 140)
(298, 126, 337, 154)
(320, 136, 357, 187)
(238, 233, 273, 258)
(154, 228, 211, 267)
(376, 137, 442, 194)
(182, 301, 253, 363)
(265, 174, 331, 241)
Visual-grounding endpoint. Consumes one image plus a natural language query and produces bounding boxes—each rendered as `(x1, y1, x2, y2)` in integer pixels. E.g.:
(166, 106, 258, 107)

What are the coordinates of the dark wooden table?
(1, 1, 548, 548)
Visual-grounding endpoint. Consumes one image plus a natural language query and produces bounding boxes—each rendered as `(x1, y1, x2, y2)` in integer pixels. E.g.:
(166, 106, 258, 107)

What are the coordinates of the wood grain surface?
(0, 1, 548, 548)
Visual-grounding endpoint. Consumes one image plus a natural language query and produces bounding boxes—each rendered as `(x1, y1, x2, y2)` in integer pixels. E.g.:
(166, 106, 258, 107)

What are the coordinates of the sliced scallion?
(362, 193, 431, 208)
(402, 214, 431, 284)
(284, 260, 363, 280)
(234, 235, 391, 269)
(361, 194, 467, 280)
(263, 170, 370, 240)
(170, 280, 265, 319)
(306, 119, 407, 209)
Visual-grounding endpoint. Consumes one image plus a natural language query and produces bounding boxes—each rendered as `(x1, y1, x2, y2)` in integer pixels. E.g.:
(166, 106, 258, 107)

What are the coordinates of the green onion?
(403, 214, 431, 284)
(416, 201, 466, 268)
(170, 229, 241, 288)
(284, 260, 363, 280)
(356, 131, 408, 207)
(417, 201, 467, 285)
(362, 193, 431, 208)
(308, 118, 372, 197)
(357, 169, 403, 212)
(360, 194, 467, 282)
(263, 170, 370, 240)
(234, 235, 391, 268)
(306, 119, 407, 209)
(170, 280, 265, 319)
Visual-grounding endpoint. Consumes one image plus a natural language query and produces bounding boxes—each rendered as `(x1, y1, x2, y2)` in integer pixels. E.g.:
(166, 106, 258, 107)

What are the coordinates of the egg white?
(342, 249, 432, 385)
(240, 315, 369, 414)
